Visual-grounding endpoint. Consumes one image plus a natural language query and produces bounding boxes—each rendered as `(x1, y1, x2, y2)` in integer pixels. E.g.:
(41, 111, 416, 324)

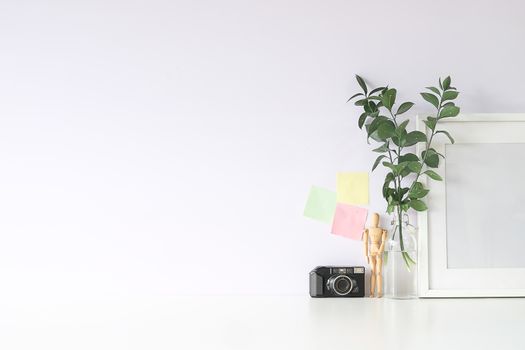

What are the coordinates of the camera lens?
(335, 278, 351, 293)
(327, 275, 353, 296)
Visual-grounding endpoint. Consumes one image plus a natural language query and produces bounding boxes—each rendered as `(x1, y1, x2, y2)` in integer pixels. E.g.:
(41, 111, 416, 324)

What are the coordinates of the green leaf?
(396, 119, 409, 136)
(442, 76, 451, 90)
(399, 187, 410, 198)
(368, 130, 383, 142)
(391, 135, 401, 147)
(396, 163, 408, 175)
(366, 116, 388, 139)
(424, 117, 437, 131)
(398, 153, 418, 162)
(425, 86, 440, 95)
(409, 182, 429, 199)
(439, 105, 460, 119)
(392, 128, 408, 147)
(420, 92, 439, 109)
(422, 149, 439, 168)
(424, 170, 443, 181)
(358, 113, 367, 129)
(356, 75, 367, 94)
(396, 102, 414, 115)
(381, 88, 397, 110)
(383, 173, 394, 199)
(347, 92, 364, 102)
(383, 189, 392, 202)
(368, 86, 386, 96)
(399, 157, 416, 176)
(397, 161, 412, 178)
(407, 161, 422, 173)
(354, 99, 367, 106)
(372, 143, 389, 153)
(409, 199, 428, 211)
(372, 155, 387, 171)
(405, 131, 427, 146)
(382, 161, 407, 176)
(436, 130, 455, 143)
(377, 120, 396, 139)
(363, 102, 372, 113)
(441, 102, 455, 108)
(382, 161, 395, 172)
(442, 90, 459, 101)
(400, 167, 411, 178)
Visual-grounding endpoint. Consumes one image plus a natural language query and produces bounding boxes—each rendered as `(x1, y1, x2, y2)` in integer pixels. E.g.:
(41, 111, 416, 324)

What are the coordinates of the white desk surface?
(1, 296, 523, 350)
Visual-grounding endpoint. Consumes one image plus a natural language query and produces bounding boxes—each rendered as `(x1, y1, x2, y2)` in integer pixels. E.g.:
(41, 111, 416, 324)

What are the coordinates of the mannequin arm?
(378, 230, 387, 254)
(363, 229, 369, 260)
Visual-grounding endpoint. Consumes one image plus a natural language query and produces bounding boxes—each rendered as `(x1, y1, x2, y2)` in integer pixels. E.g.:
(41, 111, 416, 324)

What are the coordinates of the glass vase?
(383, 212, 418, 299)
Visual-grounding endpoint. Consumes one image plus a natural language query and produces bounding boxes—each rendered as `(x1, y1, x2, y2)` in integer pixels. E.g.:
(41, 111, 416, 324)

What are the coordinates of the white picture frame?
(417, 113, 525, 298)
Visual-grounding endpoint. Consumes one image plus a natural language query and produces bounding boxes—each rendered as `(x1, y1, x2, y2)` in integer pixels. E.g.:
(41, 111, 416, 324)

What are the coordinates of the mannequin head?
(370, 213, 380, 228)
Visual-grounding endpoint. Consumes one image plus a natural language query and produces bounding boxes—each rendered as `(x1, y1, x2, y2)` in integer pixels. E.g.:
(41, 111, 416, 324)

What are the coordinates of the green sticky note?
(336, 172, 369, 205)
(303, 186, 337, 223)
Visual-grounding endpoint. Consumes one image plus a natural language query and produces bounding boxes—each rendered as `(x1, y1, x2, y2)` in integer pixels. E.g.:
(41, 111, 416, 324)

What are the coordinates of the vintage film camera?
(309, 266, 365, 297)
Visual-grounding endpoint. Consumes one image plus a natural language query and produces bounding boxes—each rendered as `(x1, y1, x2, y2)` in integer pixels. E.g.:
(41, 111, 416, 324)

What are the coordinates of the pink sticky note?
(331, 203, 368, 240)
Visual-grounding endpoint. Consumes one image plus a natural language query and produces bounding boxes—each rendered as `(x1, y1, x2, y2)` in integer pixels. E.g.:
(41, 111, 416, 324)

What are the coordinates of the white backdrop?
(0, 0, 524, 298)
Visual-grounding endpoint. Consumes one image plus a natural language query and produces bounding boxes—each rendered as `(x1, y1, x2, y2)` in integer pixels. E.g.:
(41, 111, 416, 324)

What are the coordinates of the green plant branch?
(348, 75, 460, 268)
(385, 107, 409, 251)
(406, 100, 442, 197)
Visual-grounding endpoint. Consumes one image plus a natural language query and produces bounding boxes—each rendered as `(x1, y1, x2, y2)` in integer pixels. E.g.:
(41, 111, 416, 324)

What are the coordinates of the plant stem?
(396, 204, 405, 252)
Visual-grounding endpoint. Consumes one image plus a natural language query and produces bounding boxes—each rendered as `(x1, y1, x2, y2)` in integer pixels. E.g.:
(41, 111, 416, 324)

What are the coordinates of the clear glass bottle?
(383, 212, 418, 299)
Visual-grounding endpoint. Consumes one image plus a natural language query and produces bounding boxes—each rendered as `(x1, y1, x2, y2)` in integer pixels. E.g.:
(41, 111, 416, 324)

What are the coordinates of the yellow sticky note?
(336, 172, 369, 205)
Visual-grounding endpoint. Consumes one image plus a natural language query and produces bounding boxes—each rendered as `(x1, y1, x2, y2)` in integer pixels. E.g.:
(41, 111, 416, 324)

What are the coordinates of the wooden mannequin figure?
(363, 213, 387, 297)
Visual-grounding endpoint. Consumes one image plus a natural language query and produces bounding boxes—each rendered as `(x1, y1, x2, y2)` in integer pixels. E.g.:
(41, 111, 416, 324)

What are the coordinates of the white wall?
(0, 0, 524, 298)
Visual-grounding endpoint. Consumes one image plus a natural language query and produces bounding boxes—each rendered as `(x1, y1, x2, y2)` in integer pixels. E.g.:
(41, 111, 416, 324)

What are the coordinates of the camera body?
(309, 266, 365, 297)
